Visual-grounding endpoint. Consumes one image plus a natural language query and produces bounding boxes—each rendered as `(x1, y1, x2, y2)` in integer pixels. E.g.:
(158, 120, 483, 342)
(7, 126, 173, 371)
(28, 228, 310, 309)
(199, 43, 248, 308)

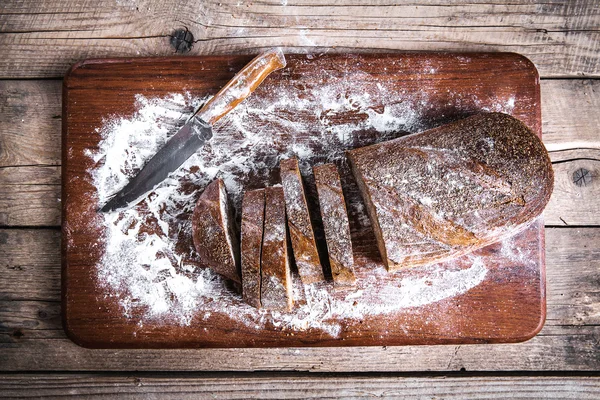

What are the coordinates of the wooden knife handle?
(195, 48, 287, 125)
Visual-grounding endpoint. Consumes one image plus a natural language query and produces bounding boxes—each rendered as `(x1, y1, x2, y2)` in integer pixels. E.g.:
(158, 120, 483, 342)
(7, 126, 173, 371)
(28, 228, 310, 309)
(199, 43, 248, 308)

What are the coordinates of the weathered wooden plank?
(0, 166, 60, 185)
(543, 80, 599, 224)
(0, 330, 598, 371)
(0, 227, 597, 371)
(0, 374, 599, 399)
(549, 149, 600, 163)
(1, 0, 599, 79)
(1, 79, 598, 169)
(0, 300, 62, 341)
(0, 79, 599, 227)
(0, 80, 62, 167)
(0, 183, 60, 226)
(542, 79, 600, 152)
(545, 158, 600, 226)
(544, 227, 600, 328)
(543, 82, 600, 228)
(7, 301, 594, 344)
(3, 156, 596, 228)
(0, 229, 61, 301)
(1, 226, 597, 308)
(0, 79, 62, 226)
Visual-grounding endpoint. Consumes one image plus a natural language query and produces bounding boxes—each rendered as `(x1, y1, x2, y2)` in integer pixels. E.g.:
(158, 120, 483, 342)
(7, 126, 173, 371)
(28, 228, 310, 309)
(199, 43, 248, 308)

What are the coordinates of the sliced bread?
(280, 158, 325, 284)
(191, 178, 241, 282)
(261, 186, 293, 311)
(313, 163, 356, 287)
(240, 188, 265, 308)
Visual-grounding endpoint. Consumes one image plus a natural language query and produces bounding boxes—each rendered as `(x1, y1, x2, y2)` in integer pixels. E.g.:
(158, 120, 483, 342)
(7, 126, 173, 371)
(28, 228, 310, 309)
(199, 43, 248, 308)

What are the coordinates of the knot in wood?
(170, 28, 194, 53)
(572, 168, 592, 187)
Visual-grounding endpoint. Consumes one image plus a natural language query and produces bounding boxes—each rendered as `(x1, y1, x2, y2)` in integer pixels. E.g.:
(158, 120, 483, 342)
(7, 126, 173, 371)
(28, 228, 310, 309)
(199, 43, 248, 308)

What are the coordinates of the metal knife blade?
(99, 48, 287, 213)
(100, 116, 212, 213)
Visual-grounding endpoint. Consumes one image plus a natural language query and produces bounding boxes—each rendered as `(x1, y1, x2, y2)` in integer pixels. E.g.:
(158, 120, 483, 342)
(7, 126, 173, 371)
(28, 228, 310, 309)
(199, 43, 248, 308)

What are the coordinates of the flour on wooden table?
(86, 62, 518, 334)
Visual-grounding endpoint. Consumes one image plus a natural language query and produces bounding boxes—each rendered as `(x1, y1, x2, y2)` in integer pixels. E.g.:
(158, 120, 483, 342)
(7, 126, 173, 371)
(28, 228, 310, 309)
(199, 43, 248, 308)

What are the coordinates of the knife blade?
(100, 48, 286, 213)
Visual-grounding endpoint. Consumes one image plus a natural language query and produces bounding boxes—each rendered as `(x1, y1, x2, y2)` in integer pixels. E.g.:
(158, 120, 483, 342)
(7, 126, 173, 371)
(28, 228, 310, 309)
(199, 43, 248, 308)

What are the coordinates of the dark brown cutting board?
(62, 52, 545, 348)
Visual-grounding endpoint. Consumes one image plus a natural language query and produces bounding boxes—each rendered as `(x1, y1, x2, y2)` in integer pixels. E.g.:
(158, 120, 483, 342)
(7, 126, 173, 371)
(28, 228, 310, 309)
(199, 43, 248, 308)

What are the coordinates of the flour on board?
(86, 63, 518, 334)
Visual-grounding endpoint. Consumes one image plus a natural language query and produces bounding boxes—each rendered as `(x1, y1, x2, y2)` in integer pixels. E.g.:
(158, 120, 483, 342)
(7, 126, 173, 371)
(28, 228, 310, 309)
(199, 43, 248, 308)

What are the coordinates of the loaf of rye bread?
(347, 112, 554, 270)
(191, 178, 241, 283)
(240, 189, 265, 308)
(313, 163, 356, 287)
(261, 186, 293, 311)
(280, 158, 325, 284)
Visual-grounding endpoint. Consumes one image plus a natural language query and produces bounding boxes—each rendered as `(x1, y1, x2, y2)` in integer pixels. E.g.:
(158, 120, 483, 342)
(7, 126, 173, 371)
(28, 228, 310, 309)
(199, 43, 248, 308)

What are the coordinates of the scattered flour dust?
(85, 60, 517, 335)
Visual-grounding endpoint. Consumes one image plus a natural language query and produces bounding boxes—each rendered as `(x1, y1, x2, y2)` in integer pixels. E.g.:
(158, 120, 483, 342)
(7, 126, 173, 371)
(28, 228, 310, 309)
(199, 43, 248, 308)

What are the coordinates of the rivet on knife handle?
(196, 48, 287, 126)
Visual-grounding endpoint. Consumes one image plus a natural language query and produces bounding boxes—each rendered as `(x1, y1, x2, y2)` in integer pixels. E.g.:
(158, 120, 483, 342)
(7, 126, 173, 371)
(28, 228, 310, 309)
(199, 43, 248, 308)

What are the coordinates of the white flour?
(86, 60, 517, 335)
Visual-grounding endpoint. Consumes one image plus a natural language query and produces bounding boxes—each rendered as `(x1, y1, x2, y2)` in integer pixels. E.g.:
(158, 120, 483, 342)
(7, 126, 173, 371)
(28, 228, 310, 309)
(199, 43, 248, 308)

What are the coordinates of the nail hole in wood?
(572, 168, 592, 187)
(170, 27, 194, 53)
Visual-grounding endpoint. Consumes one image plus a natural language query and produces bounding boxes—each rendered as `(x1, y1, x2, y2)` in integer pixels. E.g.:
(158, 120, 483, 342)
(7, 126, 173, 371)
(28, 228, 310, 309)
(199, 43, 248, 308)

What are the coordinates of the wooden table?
(1, 0, 598, 398)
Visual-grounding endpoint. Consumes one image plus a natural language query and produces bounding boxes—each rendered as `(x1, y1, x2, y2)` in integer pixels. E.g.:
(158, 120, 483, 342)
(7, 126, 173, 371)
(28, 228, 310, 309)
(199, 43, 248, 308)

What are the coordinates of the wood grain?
(0, 300, 63, 340)
(0, 0, 598, 386)
(2, 80, 599, 227)
(0, 184, 60, 226)
(545, 157, 600, 226)
(1, 0, 599, 79)
(1, 225, 597, 370)
(1, 374, 599, 399)
(61, 53, 547, 348)
(0, 166, 60, 185)
(0, 229, 61, 301)
(0, 166, 61, 226)
(1, 326, 599, 372)
(0, 81, 62, 167)
(3, 155, 594, 228)
(0, 79, 600, 226)
(541, 79, 600, 152)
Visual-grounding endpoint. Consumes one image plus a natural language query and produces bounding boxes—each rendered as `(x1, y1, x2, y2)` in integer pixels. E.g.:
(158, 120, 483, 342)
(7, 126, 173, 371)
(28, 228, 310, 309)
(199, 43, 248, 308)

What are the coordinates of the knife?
(100, 48, 287, 213)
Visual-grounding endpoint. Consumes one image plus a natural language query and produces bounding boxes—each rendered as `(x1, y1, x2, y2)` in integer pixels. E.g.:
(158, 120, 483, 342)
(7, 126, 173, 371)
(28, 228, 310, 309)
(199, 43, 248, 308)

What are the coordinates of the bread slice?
(313, 163, 356, 287)
(347, 112, 554, 270)
(260, 186, 293, 311)
(279, 158, 325, 284)
(191, 178, 240, 283)
(240, 189, 265, 308)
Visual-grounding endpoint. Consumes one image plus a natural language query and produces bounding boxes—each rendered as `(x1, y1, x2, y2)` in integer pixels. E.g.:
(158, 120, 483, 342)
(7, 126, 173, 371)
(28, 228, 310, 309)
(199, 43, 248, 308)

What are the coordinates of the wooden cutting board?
(62, 52, 545, 348)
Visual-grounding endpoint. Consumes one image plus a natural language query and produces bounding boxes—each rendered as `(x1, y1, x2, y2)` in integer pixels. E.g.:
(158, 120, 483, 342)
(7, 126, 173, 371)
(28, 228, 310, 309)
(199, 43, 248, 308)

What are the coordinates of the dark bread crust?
(241, 189, 265, 308)
(347, 112, 554, 270)
(314, 163, 356, 287)
(191, 179, 241, 283)
(280, 158, 325, 284)
(261, 186, 293, 311)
